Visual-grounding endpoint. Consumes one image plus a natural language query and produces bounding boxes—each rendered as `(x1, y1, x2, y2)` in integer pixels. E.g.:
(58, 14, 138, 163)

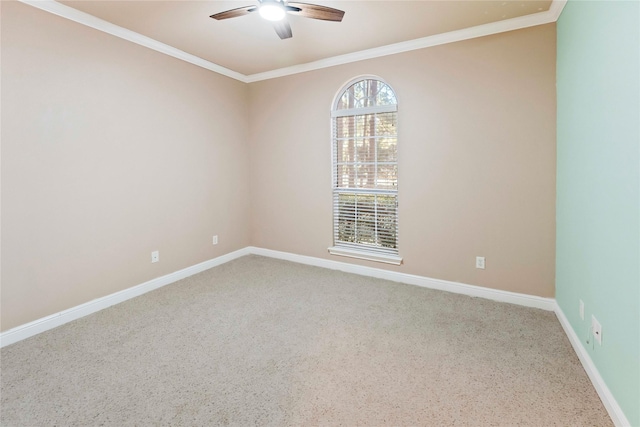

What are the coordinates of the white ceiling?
(28, 0, 559, 80)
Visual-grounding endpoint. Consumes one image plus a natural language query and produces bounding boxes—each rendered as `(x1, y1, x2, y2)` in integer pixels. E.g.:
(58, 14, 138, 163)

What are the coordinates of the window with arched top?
(329, 77, 401, 265)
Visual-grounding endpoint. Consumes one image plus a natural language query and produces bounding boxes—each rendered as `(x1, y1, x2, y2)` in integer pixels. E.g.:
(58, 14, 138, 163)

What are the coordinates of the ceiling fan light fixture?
(259, 3, 286, 21)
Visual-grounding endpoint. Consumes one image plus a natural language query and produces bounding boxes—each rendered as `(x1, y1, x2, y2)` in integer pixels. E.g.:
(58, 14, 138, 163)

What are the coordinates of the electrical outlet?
(151, 250, 159, 263)
(212, 235, 218, 245)
(591, 315, 602, 345)
(475, 256, 485, 269)
(579, 299, 584, 320)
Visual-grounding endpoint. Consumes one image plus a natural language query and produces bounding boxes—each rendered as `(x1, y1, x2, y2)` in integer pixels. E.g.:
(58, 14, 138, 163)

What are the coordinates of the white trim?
(554, 304, 631, 427)
(1, 245, 626, 427)
(328, 246, 403, 265)
(249, 247, 555, 311)
(245, 6, 559, 82)
(0, 245, 555, 348)
(17, 0, 248, 83)
(331, 104, 397, 118)
(549, 0, 568, 21)
(0, 247, 250, 348)
(18, 0, 565, 84)
(331, 75, 398, 111)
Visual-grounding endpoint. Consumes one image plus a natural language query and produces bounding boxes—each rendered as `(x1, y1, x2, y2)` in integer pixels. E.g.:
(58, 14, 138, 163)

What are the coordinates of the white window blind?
(330, 78, 400, 263)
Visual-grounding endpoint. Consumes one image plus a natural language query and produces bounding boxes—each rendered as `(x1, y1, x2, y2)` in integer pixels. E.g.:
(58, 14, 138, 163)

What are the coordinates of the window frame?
(328, 76, 402, 265)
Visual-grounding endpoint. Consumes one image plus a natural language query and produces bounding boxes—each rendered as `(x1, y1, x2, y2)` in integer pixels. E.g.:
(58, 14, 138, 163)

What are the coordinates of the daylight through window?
(330, 77, 401, 264)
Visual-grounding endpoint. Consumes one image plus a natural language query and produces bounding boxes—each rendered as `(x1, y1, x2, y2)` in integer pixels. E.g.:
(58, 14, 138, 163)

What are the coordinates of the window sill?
(328, 246, 403, 265)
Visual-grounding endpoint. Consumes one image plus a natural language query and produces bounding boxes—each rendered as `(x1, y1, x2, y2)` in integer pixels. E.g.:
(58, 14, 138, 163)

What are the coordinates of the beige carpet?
(1, 255, 611, 426)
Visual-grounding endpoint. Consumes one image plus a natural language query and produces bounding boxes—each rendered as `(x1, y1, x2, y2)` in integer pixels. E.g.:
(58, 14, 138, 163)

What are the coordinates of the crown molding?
(18, 0, 566, 84)
(549, 0, 568, 21)
(246, 5, 562, 82)
(18, 0, 248, 83)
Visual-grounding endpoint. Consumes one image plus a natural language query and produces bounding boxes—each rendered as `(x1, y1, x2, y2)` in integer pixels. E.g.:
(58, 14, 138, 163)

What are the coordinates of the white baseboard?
(0, 245, 554, 348)
(0, 245, 628, 426)
(554, 304, 631, 427)
(253, 247, 628, 425)
(0, 247, 251, 348)
(247, 247, 556, 311)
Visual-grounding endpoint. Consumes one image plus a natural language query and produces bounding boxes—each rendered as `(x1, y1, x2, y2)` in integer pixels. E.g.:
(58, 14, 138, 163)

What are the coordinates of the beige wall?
(0, 2, 251, 331)
(248, 24, 557, 297)
(1, 3, 557, 332)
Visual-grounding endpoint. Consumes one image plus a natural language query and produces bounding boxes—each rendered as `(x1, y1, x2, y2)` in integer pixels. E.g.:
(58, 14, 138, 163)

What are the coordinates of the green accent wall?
(556, 1, 640, 425)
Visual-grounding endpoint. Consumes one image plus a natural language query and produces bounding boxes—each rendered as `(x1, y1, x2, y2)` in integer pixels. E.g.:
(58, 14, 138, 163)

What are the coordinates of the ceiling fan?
(210, 0, 345, 40)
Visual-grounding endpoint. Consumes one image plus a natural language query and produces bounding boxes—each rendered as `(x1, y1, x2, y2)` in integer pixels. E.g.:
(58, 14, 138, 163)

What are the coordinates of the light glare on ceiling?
(259, 3, 285, 21)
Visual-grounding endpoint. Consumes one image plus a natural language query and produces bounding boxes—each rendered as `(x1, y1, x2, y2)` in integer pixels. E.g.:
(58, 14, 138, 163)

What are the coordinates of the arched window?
(329, 77, 401, 265)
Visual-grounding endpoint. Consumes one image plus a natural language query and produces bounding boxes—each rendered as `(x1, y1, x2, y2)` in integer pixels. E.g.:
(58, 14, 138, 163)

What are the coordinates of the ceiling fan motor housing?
(210, 0, 344, 40)
(259, 0, 286, 21)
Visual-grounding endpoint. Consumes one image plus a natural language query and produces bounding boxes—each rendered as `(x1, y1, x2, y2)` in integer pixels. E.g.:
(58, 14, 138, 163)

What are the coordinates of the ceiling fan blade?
(210, 5, 257, 20)
(286, 2, 344, 22)
(273, 19, 293, 39)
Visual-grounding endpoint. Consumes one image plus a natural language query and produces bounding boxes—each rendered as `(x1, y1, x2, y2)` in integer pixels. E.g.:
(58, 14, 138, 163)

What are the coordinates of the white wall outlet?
(151, 250, 159, 263)
(591, 315, 602, 345)
(579, 299, 584, 320)
(212, 235, 218, 245)
(475, 256, 485, 269)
